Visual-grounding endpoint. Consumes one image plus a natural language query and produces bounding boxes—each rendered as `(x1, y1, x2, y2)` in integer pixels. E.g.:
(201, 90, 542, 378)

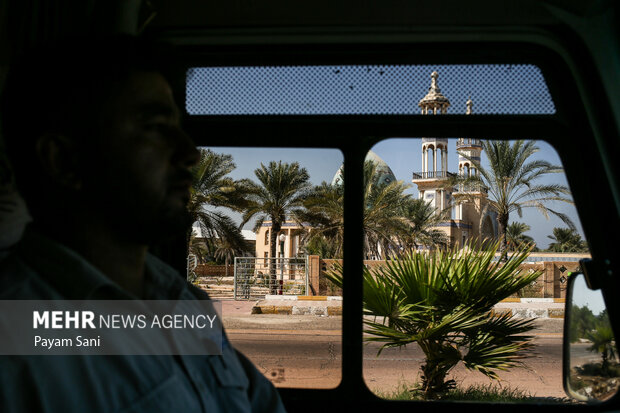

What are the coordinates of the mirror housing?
(563, 272, 619, 402)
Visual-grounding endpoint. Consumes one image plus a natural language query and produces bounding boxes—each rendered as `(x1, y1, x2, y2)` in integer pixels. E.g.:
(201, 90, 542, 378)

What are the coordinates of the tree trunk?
(497, 213, 509, 260)
(418, 342, 458, 399)
(269, 222, 281, 294)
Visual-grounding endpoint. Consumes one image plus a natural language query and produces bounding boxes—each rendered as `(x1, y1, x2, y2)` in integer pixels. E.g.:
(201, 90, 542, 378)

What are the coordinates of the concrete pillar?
(308, 255, 320, 296)
(439, 148, 444, 173)
(441, 148, 448, 176)
(543, 262, 554, 298)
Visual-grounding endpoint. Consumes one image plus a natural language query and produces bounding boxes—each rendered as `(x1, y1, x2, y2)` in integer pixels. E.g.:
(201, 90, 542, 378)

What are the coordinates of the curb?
(251, 304, 343, 316)
(251, 296, 565, 318)
(263, 295, 342, 301)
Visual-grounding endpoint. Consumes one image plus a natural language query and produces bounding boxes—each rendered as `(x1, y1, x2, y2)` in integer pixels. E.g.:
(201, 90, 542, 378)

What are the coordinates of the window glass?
(189, 147, 343, 389)
(186, 65, 554, 115)
(361, 137, 588, 402)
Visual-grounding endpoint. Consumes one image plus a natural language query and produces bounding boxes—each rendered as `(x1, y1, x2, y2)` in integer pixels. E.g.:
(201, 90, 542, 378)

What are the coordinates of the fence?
(234, 257, 309, 300)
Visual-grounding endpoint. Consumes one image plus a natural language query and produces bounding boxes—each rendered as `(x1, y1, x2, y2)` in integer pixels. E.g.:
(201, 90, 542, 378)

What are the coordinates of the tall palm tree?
(361, 161, 411, 258)
(298, 161, 411, 260)
(295, 181, 345, 258)
(241, 161, 312, 292)
(456, 140, 574, 254)
(188, 149, 250, 253)
(547, 227, 587, 252)
(505, 222, 536, 251)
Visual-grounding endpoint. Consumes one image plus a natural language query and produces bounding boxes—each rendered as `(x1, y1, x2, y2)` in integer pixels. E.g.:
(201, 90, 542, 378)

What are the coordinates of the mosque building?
(412, 71, 498, 248)
(254, 71, 498, 259)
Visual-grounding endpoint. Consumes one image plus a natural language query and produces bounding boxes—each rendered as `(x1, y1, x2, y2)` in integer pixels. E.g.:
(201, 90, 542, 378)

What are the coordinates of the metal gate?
(233, 257, 309, 300)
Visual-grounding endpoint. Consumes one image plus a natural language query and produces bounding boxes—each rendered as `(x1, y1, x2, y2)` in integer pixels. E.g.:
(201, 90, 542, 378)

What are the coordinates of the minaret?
(454, 98, 494, 242)
(413, 71, 453, 215)
(456, 98, 483, 179)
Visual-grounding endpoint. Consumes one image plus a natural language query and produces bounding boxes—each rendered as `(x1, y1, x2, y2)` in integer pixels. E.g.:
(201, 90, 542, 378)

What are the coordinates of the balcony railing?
(454, 183, 489, 194)
(412, 171, 456, 180)
(456, 138, 483, 149)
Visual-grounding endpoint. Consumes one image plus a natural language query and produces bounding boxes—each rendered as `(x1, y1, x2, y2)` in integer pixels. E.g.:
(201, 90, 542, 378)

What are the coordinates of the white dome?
(331, 150, 396, 186)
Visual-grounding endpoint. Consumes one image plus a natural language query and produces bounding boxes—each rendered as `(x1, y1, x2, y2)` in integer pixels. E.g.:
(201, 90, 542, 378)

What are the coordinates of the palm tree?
(189, 233, 211, 264)
(399, 197, 449, 250)
(295, 181, 345, 258)
(361, 161, 414, 259)
(585, 324, 617, 375)
(505, 222, 536, 251)
(547, 227, 588, 252)
(455, 140, 574, 254)
(326, 241, 540, 399)
(298, 161, 411, 260)
(188, 149, 250, 253)
(298, 161, 447, 258)
(241, 161, 312, 292)
(214, 237, 250, 277)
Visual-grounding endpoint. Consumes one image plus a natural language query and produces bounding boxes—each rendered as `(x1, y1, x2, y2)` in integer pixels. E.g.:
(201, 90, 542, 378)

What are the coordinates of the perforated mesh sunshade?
(186, 64, 555, 115)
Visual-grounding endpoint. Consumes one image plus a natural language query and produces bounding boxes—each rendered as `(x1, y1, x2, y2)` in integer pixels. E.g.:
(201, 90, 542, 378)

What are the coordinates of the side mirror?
(564, 273, 619, 402)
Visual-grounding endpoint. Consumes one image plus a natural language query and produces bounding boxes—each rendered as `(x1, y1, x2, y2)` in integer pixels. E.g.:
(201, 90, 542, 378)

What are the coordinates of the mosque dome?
(331, 150, 397, 186)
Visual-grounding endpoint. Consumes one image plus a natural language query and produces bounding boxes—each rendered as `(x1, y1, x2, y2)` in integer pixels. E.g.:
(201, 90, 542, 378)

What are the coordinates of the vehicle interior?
(1, 0, 618, 412)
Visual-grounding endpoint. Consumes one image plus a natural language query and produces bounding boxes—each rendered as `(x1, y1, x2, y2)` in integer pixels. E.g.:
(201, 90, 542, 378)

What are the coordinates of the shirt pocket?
(116, 374, 202, 413)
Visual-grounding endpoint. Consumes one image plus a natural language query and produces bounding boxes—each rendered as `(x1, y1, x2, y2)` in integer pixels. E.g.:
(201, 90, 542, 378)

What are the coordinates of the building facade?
(412, 71, 498, 247)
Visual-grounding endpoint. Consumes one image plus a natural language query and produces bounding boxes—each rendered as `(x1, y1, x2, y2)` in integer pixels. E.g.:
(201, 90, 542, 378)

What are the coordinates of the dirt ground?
(220, 299, 570, 399)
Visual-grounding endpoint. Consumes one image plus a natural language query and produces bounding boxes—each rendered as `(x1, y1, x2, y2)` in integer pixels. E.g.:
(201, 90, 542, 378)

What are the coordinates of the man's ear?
(35, 134, 83, 190)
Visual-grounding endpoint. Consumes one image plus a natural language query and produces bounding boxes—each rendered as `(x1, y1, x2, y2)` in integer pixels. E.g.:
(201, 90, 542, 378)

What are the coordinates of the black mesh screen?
(186, 64, 555, 115)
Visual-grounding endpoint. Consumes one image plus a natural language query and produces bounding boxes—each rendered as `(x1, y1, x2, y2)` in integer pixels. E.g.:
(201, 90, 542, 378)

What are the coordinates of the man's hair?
(0, 35, 180, 210)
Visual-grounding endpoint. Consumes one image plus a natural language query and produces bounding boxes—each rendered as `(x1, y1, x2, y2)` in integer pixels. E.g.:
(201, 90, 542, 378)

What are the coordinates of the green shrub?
(328, 241, 541, 399)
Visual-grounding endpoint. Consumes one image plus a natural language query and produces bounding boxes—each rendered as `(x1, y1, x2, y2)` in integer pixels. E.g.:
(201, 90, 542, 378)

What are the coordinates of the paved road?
(223, 313, 567, 398)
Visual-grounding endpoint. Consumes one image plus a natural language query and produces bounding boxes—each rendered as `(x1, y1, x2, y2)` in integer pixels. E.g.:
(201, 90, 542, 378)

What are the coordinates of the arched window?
(264, 229, 269, 245)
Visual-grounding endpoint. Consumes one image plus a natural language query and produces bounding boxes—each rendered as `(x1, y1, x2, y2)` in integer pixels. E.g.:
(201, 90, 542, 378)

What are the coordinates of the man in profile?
(0, 36, 286, 412)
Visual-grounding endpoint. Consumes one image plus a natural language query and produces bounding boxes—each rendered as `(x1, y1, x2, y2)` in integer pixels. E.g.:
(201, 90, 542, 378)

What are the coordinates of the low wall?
(195, 264, 234, 278)
(313, 254, 588, 299)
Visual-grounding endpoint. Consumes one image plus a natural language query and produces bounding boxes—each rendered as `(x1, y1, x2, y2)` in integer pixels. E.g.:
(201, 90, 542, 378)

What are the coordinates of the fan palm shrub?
(327, 241, 541, 399)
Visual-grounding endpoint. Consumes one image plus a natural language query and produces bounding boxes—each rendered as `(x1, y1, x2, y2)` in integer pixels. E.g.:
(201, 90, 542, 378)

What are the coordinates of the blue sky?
(187, 64, 554, 115)
(201, 141, 584, 249)
(572, 275, 606, 316)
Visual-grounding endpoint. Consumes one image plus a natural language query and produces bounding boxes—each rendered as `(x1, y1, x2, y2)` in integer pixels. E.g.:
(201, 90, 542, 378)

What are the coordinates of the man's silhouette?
(0, 36, 286, 413)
